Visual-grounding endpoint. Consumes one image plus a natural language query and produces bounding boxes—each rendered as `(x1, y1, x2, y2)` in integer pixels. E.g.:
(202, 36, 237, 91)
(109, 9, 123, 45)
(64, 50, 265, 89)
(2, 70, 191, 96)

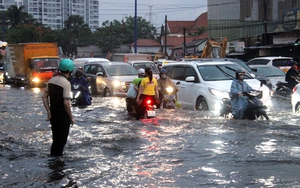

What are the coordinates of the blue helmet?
(59, 59, 74, 73)
(160, 69, 167, 74)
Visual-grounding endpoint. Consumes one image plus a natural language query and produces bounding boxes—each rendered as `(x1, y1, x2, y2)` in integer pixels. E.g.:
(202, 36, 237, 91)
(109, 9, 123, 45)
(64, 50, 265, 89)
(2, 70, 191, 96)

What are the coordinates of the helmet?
(75, 70, 83, 78)
(290, 60, 298, 66)
(59, 59, 74, 73)
(160, 69, 167, 74)
(235, 68, 245, 79)
(138, 68, 145, 74)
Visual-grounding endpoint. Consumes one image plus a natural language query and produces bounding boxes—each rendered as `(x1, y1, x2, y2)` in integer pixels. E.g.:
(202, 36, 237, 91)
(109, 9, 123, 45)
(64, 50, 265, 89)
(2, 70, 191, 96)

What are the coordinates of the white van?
(73, 58, 110, 68)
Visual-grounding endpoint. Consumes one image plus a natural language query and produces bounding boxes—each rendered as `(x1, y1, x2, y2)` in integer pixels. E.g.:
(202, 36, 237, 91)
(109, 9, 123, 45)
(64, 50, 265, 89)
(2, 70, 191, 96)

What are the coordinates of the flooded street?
(1, 84, 300, 187)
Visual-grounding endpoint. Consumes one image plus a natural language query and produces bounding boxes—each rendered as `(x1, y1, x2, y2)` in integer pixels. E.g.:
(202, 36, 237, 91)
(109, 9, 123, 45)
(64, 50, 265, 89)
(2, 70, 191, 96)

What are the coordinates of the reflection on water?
(1, 85, 300, 187)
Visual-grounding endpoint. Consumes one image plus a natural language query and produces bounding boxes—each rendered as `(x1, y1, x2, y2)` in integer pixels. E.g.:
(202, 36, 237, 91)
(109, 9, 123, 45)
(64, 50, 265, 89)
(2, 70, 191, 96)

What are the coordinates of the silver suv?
(83, 62, 138, 97)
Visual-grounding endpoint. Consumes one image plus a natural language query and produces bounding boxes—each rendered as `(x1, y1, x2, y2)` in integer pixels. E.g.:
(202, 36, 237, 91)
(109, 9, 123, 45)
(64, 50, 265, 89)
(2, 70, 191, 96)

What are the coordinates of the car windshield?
(254, 66, 286, 77)
(104, 64, 137, 76)
(133, 63, 159, 73)
(197, 64, 252, 81)
(32, 58, 60, 72)
(227, 59, 252, 72)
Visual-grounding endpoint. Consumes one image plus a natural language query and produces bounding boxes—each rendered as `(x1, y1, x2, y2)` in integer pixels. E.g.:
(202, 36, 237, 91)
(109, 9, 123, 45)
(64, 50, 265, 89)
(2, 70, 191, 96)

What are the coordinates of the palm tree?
(63, 15, 88, 56)
(6, 5, 35, 29)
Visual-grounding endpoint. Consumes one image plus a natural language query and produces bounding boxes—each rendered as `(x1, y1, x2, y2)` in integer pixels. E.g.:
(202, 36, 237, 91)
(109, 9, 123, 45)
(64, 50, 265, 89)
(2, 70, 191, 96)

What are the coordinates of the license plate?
(147, 110, 156, 117)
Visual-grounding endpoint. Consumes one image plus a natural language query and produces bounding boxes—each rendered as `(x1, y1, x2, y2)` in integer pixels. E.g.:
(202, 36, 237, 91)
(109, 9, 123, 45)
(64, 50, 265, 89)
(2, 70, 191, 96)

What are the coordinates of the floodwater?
(0, 84, 300, 188)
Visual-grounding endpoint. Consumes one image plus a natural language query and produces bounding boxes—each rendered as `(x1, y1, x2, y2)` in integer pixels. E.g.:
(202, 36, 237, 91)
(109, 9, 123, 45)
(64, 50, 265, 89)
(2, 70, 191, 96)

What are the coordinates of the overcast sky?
(99, 0, 207, 29)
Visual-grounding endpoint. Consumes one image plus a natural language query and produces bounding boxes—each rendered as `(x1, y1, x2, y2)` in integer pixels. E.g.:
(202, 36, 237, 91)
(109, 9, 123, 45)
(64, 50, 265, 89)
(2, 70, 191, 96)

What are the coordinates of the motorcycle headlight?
(209, 88, 230, 98)
(32, 77, 40, 83)
(75, 91, 81, 98)
(166, 87, 174, 93)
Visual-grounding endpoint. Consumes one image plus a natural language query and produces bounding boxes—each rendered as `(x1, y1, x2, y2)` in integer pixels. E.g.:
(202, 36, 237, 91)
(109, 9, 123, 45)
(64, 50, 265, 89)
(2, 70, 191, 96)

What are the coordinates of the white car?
(247, 56, 293, 73)
(127, 60, 159, 78)
(248, 65, 286, 91)
(291, 84, 300, 113)
(163, 61, 271, 112)
(73, 57, 110, 68)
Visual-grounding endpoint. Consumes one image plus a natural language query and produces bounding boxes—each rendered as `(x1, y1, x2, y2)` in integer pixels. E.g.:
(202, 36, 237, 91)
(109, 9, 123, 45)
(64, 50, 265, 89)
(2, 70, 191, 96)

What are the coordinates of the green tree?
(63, 15, 89, 56)
(94, 16, 158, 53)
(94, 20, 124, 53)
(6, 5, 36, 29)
(6, 24, 39, 43)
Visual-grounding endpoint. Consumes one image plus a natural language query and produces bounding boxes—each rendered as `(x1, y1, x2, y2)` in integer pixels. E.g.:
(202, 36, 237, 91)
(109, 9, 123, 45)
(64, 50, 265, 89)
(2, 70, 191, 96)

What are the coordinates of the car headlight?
(209, 88, 230, 98)
(113, 80, 125, 87)
(32, 77, 40, 83)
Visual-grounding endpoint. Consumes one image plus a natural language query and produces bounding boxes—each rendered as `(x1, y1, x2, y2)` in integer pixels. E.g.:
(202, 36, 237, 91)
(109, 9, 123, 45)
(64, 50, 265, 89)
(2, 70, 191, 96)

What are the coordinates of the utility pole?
(183, 27, 186, 57)
(263, 0, 268, 34)
(148, 6, 153, 24)
(134, 0, 137, 53)
(164, 15, 168, 58)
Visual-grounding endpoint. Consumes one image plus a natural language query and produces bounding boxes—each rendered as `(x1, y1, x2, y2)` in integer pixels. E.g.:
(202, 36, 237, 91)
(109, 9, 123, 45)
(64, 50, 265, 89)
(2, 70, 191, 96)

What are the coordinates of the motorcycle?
(71, 83, 91, 106)
(220, 90, 269, 120)
(161, 86, 176, 109)
(134, 97, 156, 120)
(274, 81, 293, 97)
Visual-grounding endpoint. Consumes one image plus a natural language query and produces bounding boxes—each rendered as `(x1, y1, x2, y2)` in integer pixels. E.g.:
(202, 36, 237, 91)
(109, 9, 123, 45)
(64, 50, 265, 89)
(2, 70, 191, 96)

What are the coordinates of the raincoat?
(71, 77, 91, 106)
(229, 79, 252, 119)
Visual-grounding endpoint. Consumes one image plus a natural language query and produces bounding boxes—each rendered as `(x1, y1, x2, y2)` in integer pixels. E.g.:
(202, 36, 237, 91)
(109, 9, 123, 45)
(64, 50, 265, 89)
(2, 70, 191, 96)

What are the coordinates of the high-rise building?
(208, 0, 300, 40)
(1, 0, 100, 31)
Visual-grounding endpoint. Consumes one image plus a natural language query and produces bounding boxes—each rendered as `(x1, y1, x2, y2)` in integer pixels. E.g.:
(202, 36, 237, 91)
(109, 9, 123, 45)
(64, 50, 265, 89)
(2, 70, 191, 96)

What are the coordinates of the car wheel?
(104, 88, 111, 97)
(295, 103, 300, 113)
(196, 96, 209, 111)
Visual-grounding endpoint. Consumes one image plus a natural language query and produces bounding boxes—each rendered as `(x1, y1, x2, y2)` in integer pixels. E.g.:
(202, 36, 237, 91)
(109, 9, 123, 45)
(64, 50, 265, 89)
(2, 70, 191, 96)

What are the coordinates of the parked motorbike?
(220, 90, 269, 120)
(161, 86, 177, 109)
(274, 81, 293, 97)
(71, 83, 91, 106)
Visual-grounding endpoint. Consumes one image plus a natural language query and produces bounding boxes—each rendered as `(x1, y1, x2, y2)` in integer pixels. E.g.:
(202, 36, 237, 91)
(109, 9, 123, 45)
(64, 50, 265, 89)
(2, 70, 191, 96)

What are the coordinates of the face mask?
(161, 75, 167, 79)
(239, 75, 244, 80)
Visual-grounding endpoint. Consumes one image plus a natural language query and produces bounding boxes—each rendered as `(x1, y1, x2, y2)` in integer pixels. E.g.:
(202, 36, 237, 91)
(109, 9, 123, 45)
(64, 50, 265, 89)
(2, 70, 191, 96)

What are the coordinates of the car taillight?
(293, 87, 297, 93)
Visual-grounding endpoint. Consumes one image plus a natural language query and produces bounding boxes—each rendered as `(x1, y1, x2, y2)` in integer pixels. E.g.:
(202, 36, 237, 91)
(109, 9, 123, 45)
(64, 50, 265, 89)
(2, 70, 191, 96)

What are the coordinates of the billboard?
(283, 8, 300, 31)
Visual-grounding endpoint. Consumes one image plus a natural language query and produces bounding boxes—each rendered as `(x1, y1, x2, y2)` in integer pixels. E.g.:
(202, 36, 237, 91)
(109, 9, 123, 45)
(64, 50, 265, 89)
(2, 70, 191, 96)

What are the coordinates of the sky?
(98, 0, 207, 29)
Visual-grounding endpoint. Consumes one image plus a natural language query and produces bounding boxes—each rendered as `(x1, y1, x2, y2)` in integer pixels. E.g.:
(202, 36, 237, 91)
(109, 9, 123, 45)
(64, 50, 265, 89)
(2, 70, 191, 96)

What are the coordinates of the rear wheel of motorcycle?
(104, 88, 111, 97)
(196, 96, 208, 111)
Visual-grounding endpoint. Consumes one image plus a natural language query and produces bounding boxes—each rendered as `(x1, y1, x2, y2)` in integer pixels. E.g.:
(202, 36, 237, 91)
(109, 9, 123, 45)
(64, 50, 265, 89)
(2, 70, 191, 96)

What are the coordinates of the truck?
(111, 53, 152, 62)
(6, 43, 60, 87)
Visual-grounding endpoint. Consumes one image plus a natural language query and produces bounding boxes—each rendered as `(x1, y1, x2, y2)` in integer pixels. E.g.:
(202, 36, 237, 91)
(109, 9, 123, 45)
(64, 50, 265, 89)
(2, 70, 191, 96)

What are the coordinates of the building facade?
(1, 0, 100, 31)
(208, 0, 300, 41)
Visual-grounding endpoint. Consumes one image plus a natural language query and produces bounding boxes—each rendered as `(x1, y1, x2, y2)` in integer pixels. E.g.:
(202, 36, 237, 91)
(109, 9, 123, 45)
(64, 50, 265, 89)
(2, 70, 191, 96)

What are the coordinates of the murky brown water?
(1, 84, 300, 187)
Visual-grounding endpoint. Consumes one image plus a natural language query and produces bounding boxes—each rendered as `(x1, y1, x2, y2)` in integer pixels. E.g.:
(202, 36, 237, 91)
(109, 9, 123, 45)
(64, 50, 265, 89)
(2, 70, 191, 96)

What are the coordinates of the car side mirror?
(176, 81, 180, 85)
(185, 76, 195, 82)
(96, 71, 104, 76)
(251, 68, 257, 72)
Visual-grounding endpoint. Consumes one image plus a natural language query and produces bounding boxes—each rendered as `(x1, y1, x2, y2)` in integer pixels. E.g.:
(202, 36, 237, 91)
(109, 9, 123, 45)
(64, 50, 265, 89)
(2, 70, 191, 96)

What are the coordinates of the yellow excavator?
(201, 37, 227, 58)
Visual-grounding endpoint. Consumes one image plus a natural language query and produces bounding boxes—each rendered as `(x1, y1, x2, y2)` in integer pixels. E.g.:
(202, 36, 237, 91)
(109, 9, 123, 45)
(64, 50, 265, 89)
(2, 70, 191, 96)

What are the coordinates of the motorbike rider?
(285, 60, 299, 89)
(230, 68, 261, 119)
(157, 69, 179, 108)
(70, 70, 91, 106)
(136, 67, 159, 119)
(126, 68, 145, 115)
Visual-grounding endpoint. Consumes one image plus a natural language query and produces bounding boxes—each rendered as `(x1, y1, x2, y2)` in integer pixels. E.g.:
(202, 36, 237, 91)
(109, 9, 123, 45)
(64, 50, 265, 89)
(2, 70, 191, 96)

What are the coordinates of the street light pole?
(0, 5, 4, 41)
(134, 0, 137, 53)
